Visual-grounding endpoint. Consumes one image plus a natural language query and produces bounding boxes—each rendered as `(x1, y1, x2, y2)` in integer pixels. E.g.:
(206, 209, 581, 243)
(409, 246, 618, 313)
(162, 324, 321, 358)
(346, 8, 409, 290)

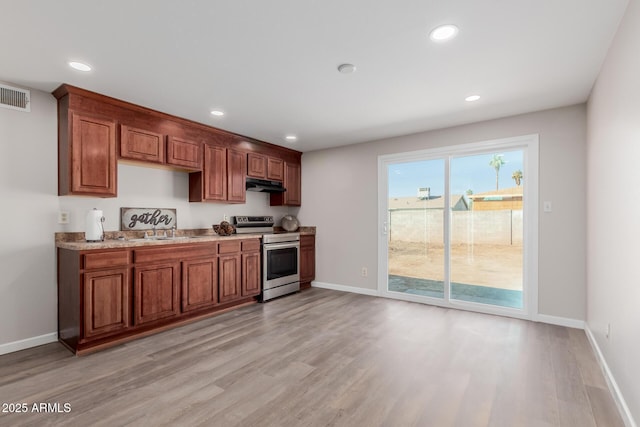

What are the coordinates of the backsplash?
(56, 163, 297, 233)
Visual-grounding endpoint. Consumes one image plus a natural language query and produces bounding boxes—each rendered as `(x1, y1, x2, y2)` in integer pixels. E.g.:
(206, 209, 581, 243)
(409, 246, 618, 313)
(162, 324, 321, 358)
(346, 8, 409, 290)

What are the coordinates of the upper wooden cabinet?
(247, 152, 284, 182)
(190, 144, 246, 203)
(120, 127, 201, 170)
(167, 136, 202, 170)
(120, 125, 165, 164)
(247, 152, 267, 179)
(267, 157, 284, 181)
(59, 112, 117, 197)
(227, 149, 246, 203)
(270, 162, 301, 206)
(53, 84, 301, 202)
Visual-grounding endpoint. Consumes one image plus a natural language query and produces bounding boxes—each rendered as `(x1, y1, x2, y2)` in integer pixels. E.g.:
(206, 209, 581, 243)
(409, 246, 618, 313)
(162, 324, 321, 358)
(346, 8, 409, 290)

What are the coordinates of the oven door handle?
(263, 242, 299, 250)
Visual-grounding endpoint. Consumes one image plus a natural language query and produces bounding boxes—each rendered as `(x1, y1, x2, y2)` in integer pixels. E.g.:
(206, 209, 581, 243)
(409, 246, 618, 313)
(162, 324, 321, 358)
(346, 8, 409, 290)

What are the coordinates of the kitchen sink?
(124, 236, 208, 242)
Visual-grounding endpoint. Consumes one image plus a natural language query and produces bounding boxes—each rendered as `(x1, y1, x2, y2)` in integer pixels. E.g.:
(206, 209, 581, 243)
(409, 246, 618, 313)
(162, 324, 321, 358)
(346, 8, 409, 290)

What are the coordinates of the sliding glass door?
(378, 135, 538, 318)
(449, 151, 523, 309)
(387, 159, 445, 299)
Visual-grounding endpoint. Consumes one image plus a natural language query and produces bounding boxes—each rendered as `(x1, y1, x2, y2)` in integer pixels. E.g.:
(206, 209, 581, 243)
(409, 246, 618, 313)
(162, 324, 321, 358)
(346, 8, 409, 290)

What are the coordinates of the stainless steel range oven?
(233, 216, 300, 302)
(262, 233, 300, 301)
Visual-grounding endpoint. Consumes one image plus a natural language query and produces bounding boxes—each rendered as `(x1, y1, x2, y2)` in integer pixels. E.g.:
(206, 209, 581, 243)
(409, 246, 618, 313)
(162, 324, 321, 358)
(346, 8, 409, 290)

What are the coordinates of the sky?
(388, 150, 524, 197)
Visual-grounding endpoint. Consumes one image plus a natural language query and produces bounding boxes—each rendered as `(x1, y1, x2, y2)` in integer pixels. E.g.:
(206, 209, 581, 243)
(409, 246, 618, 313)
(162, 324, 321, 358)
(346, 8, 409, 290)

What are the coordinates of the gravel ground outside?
(388, 241, 523, 291)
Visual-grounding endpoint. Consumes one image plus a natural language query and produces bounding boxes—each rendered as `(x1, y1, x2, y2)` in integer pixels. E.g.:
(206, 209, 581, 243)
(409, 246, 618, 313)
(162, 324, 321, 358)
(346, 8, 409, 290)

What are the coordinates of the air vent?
(0, 84, 30, 112)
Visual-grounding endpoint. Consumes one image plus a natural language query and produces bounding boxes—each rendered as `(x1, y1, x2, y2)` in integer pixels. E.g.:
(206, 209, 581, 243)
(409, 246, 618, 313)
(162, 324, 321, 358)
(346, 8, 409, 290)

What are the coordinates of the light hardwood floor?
(0, 288, 624, 427)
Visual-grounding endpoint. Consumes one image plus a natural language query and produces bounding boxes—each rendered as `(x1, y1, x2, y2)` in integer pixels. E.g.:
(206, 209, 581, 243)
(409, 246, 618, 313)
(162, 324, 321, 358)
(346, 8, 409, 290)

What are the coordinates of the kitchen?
(1, 1, 639, 426)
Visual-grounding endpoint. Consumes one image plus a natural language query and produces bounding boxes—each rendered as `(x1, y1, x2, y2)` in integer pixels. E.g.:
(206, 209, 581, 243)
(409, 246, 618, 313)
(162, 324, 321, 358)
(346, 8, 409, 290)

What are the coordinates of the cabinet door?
(120, 125, 165, 164)
(70, 113, 117, 196)
(285, 162, 301, 206)
(242, 251, 261, 297)
(83, 268, 130, 339)
(227, 149, 246, 203)
(167, 136, 202, 170)
(182, 258, 218, 312)
(300, 235, 316, 286)
(134, 263, 180, 325)
(219, 254, 242, 303)
(270, 162, 301, 206)
(204, 144, 227, 201)
(247, 152, 267, 179)
(267, 157, 284, 181)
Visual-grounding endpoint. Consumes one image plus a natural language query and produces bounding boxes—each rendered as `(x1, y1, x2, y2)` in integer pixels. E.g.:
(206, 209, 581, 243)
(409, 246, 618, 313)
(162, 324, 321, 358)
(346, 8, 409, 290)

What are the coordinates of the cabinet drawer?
(241, 239, 260, 252)
(134, 244, 216, 264)
(218, 240, 241, 255)
(83, 251, 130, 270)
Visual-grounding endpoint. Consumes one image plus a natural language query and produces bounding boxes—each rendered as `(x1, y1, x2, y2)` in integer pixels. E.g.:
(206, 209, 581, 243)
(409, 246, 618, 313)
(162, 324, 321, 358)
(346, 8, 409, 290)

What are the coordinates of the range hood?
(245, 177, 286, 193)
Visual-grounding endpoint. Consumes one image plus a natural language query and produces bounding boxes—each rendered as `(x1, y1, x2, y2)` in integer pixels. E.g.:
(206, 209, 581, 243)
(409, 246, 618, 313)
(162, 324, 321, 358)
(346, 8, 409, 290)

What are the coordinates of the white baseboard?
(584, 325, 637, 427)
(311, 281, 380, 297)
(0, 333, 58, 356)
(536, 313, 585, 329)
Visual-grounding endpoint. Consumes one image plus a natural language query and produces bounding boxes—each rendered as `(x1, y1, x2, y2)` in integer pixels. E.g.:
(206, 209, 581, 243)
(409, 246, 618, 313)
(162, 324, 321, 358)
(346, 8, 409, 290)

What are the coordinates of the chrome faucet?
(170, 226, 176, 238)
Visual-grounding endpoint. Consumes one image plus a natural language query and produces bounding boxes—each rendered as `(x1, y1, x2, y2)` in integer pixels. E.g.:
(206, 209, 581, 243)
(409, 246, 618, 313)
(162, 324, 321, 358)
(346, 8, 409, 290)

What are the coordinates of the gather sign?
(120, 208, 177, 231)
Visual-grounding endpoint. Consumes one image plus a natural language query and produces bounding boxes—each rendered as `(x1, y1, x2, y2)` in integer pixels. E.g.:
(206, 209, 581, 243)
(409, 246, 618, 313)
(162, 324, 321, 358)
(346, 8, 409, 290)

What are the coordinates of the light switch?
(543, 201, 552, 212)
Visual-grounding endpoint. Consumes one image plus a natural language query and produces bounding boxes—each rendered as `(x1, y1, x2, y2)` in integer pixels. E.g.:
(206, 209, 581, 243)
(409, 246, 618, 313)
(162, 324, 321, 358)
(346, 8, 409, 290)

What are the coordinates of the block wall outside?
(388, 209, 523, 245)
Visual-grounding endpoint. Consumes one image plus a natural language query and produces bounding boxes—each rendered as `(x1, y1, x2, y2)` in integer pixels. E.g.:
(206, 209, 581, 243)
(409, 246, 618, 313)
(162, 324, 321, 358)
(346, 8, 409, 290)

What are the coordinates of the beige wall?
(298, 104, 587, 321)
(587, 0, 639, 421)
(0, 86, 58, 347)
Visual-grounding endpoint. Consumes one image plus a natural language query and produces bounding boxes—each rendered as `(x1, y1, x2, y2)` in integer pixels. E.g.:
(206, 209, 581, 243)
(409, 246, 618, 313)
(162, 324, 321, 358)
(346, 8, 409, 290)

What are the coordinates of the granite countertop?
(56, 227, 315, 251)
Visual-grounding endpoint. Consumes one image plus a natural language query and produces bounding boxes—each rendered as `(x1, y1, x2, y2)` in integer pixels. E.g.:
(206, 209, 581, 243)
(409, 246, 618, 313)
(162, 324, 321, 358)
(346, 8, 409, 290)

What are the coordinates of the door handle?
(382, 221, 388, 235)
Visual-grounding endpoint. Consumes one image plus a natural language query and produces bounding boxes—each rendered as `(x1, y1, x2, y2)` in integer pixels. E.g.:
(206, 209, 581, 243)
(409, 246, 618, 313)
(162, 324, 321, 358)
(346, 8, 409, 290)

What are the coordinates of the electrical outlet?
(361, 267, 368, 277)
(606, 323, 611, 340)
(58, 211, 69, 224)
(223, 214, 229, 222)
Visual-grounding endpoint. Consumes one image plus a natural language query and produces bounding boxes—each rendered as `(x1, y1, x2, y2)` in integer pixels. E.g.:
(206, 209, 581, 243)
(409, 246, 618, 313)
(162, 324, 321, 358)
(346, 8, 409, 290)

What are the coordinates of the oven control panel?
(233, 216, 275, 228)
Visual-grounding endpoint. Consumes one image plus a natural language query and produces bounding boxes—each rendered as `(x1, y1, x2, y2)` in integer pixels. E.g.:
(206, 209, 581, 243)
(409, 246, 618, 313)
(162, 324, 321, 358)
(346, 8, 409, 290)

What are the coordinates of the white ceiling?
(1, 1, 628, 152)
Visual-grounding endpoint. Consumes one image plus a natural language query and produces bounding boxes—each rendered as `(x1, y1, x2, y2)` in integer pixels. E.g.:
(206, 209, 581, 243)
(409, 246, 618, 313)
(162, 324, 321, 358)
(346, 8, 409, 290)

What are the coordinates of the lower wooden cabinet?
(83, 268, 130, 339)
(57, 237, 265, 355)
(182, 258, 218, 312)
(219, 254, 242, 303)
(300, 235, 316, 289)
(241, 239, 261, 297)
(242, 251, 261, 297)
(134, 262, 181, 325)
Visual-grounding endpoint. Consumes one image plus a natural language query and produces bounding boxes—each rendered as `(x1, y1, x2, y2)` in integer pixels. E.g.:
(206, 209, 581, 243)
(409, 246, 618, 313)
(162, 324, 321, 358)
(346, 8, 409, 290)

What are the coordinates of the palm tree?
(512, 170, 523, 186)
(489, 154, 506, 190)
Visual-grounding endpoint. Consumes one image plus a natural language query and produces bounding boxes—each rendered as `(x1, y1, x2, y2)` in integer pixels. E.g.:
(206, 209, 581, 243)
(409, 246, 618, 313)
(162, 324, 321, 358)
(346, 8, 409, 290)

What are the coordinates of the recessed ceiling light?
(285, 135, 298, 142)
(429, 24, 459, 42)
(68, 61, 92, 72)
(465, 95, 481, 102)
(337, 63, 357, 74)
(210, 110, 225, 116)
